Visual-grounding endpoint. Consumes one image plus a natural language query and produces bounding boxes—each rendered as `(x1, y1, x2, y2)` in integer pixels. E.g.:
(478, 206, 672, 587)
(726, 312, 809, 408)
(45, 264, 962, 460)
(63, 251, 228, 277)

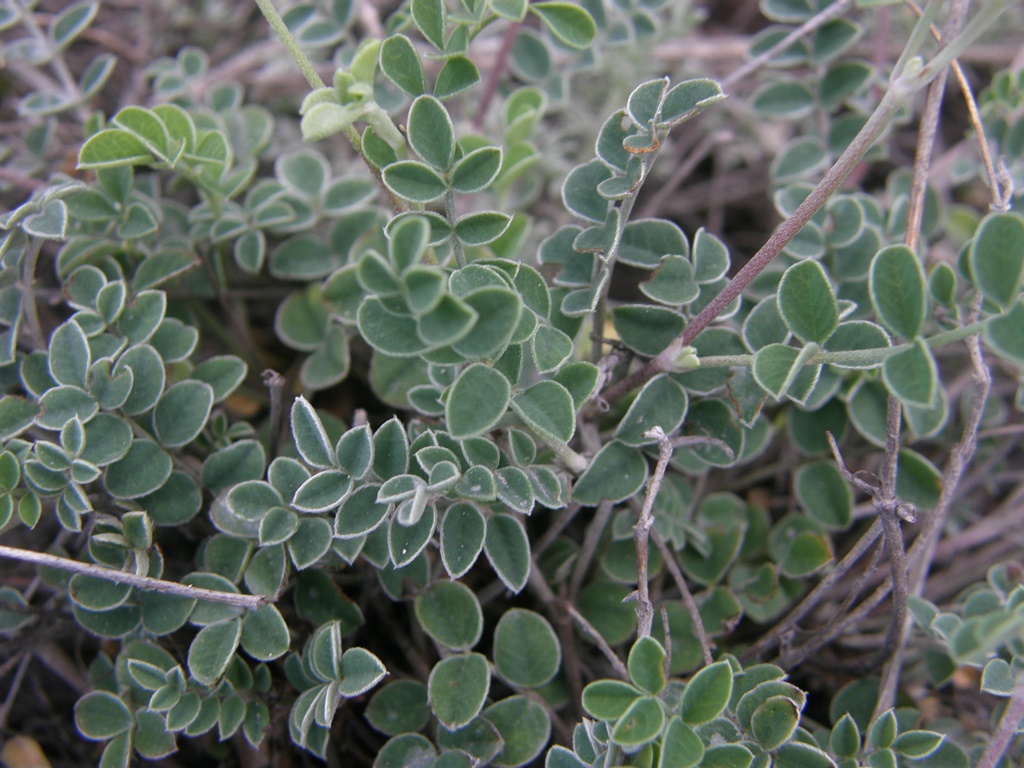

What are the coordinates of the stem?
(19, 239, 45, 350)
(566, 604, 630, 681)
(262, 369, 286, 462)
(721, 0, 854, 89)
(653, 531, 713, 667)
(22, 9, 90, 123)
(473, 21, 520, 130)
(599, 84, 906, 406)
(633, 427, 672, 637)
(976, 675, 1024, 768)
(445, 188, 466, 268)
(0, 545, 269, 608)
(252, 0, 325, 90)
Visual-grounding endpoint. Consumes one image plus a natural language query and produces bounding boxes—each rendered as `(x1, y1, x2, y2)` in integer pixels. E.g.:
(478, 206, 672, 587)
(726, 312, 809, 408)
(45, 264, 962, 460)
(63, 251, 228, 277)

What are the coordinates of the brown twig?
(473, 21, 521, 130)
(262, 369, 287, 462)
(653, 531, 712, 667)
(566, 604, 629, 681)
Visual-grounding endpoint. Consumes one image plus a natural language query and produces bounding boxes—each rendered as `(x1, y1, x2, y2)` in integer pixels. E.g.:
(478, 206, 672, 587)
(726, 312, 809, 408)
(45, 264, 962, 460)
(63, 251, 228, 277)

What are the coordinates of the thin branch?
(722, 0, 854, 89)
(975, 674, 1024, 768)
(569, 500, 614, 601)
(474, 21, 520, 130)
(633, 427, 673, 637)
(566, 604, 630, 681)
(0, 652, 30, 729)
(743, 515, 883, 661)
(653, 531, 712, 667)
(598, 82, 907, 407)
(0, 545, 269, 608)
(262, 369, 286, 463)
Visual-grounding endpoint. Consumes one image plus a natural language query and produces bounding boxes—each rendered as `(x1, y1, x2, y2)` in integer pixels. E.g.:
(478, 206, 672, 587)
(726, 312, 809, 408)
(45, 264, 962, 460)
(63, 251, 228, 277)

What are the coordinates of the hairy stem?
(0, 545, 269, 608)
(975, 674, 1024, 768)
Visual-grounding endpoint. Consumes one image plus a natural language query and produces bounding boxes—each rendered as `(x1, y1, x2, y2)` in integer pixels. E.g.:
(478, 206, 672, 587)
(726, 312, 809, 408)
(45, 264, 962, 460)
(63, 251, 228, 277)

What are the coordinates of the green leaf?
(484, 513, 530, 593)
(641, 254, 700, 306)
(611, 695, 665, 747)
(451, 147, 503, 194)
(531, 325, 573, 373)
(618, 219, 688, 269)
(752, 81, 815, 118)
(752, 344, 819, 402)
(440, 502, 486, 578)
(491, 0, 528, 20)
(452, 286, 522, 360)
(190, 356, 247, 402)
(104, 440, 172, 499)
(434, 56, 480, 99)
(429, 653, 491, 729)
(381, 160, 447, 203)
(795, 462, 853, 530)
(455, 211, 512, 246)
(882, 338, 938, 408)
(777, 260, 838, 344)
(562, 160, 611, 224)
(984, 298, 1024, 365)
(292, 470, 352, 512)
(50, 2, 98, 48)
(493, 608, 560, 688)
(530, 2, 596, 49)
(831, 714, 861, 758)
(511, 381, 575, 444)
(616, 375, 688, 446)
(484, 695, 550, 768)
(374, 733, 436, 768)
(119, 290, 166, 344)
(774, 742, 836, 768)
(291, 396, 336, 468)
(869, 245, 928, 339)
(373, 417, 409, 479)
(980, 658, 1016, 697)
(288, 517, 334, 569)
(751, 696, 801, 749)
(895, 449, 942, 509)
(611, 304, 685, 356)
(241, 604, 290, 661)
(379, 34, 426, 96)
(573, 441, 648, 505)
(680, 661, 733, 724)
(74, 691, 132, 740)
(660, 717, 705, 768)
(446, 363, 511, 438)
(366, 681, 430, 737)
(660, 78, 725, 126)
(824, 321, 891, 368)
(414, 579, 482, 651)
(628, 636, 667, 695)
(23, 199, 70, 239)
(407, 95, 455, 170)
(969, 211, 1024, 311)
(335, 646, 386, 696)
(153, 381, 214, 448)
(78, 129, 153, 170)
(188, 617, 241, 686)
(582, 679, 642, 719)
(781, 530, 833, 578)
(49, 320, 91, 388)
(411, 0, 446, 50)
(894, 731, 944, 759)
